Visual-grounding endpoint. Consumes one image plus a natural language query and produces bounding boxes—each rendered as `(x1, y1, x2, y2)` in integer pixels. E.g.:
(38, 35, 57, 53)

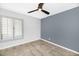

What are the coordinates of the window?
(14, 19, 23, 39)
(0, 17, 23, 41)
(2, 17, 13, 40)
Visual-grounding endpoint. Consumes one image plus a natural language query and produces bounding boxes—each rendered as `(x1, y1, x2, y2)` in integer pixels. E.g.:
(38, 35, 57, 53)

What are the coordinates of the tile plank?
(0, 40, 78, 56)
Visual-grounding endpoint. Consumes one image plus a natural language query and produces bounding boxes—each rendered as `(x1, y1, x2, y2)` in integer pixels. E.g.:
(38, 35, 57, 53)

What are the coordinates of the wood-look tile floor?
(0, 40, 79, 56)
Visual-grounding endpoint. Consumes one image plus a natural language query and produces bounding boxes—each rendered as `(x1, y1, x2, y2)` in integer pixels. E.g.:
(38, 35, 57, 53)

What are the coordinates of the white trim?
(0, 39, 39, 50)
(41, 39, 79, 54)
(1, 39, 79, 54)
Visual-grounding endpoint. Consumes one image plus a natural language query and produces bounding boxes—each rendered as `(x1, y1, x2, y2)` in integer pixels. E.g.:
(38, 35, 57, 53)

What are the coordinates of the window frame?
(0, 16, 24, 41)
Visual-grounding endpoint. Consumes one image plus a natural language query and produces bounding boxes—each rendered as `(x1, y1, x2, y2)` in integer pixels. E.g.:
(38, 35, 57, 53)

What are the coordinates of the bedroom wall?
(41, 7, 79, 52)
(0, 8, 40, 49)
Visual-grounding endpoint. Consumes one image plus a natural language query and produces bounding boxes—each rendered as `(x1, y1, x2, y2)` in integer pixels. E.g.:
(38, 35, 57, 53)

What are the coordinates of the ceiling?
(0, 3, 79, 19)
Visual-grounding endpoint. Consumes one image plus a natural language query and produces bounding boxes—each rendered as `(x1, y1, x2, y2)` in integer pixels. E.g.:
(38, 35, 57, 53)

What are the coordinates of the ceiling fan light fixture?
(39, 9, 42, 11)
(28, 3, 50, 15)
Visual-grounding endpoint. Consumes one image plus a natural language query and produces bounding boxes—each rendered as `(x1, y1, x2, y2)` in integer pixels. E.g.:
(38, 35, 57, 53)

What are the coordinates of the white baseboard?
(41, 39, 79, 54)
(1, 38, 79, 54)
(0, 39, 39, 50)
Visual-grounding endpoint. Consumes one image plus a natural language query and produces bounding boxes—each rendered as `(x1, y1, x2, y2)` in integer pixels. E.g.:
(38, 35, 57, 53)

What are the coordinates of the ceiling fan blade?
(41, 10, 50, 15)
(28, 9, 38, 13)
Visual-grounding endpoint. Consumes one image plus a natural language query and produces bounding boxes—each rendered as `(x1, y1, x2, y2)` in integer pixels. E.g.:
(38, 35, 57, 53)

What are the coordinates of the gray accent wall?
(41, 7, 79, 52)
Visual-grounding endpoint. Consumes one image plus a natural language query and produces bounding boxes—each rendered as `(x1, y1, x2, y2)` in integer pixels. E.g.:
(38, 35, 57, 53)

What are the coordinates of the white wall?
(0, 8, 41, 49)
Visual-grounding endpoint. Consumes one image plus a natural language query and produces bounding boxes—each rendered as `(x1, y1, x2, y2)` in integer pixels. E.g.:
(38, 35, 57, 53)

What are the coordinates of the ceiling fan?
(28, 3, 50, 15)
